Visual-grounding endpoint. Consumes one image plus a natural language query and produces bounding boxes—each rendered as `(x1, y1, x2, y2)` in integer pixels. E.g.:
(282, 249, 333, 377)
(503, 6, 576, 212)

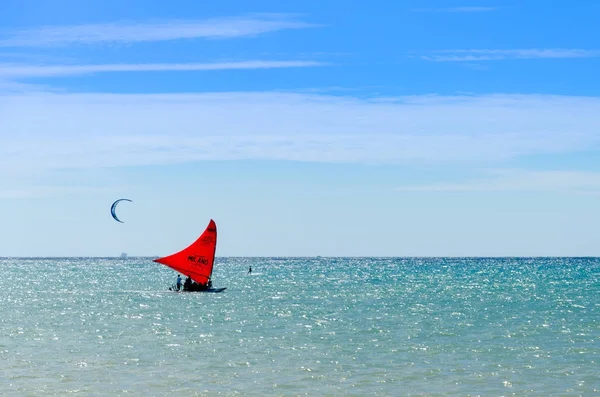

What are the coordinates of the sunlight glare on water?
(1, 257, 599, 396)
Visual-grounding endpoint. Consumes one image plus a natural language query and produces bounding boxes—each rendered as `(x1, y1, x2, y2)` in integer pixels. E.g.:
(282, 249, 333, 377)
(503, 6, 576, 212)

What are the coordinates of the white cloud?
(0, 79, 52, 92)
(423, 49, 600, 62)
(395, 169, 600, 193)
(0, 14, 317, 47)
(0, 60, 327, 78)
(1, 92, 600, 171)
(412, 7, 497, 12)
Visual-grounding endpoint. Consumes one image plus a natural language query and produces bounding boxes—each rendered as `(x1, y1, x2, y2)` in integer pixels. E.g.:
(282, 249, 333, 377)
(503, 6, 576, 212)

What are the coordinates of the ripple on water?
(0, 257, 598, 395)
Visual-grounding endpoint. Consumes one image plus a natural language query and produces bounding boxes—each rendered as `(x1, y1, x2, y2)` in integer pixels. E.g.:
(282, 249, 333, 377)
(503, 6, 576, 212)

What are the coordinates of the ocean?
(1, 257, 598, 396)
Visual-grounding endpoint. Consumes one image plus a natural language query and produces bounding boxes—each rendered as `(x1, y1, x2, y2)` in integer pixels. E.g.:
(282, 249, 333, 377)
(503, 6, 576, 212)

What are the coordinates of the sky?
(1, 0, 600, 257)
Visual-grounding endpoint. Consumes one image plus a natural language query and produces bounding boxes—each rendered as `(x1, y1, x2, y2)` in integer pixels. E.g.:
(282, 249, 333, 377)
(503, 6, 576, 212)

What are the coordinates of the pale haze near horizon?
(1, 1, 600, 257)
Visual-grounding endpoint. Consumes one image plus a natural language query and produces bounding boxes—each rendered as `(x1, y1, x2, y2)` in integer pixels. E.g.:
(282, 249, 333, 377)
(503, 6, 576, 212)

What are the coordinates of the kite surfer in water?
(248, 266, 252, 274)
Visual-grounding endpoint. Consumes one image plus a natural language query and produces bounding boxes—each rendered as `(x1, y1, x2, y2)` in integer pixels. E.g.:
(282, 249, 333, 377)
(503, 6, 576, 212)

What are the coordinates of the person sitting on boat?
(197, 281, 208, 290)
(176, 275, 182, 291)
(183, 275, 192, 291)
(191, 280, 202, 291)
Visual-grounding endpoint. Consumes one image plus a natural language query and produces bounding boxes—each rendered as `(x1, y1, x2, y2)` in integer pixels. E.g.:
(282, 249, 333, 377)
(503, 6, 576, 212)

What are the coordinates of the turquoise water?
(1, 257, 599, 396)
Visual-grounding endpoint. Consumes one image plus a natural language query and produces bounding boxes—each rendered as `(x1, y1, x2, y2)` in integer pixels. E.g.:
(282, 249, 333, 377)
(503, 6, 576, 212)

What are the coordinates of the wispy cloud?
(0, 79, 53, 92)
(0, 60, 327, 78)
(412, 7, 497, 13)
(1, 92, 600, 171)
(422, 49, 600, 62)
(395, 169, 600, 193)
(0, 14, 317, 47)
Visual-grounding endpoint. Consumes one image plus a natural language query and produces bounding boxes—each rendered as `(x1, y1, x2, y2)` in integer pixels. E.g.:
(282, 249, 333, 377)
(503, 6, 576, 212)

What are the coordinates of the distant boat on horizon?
(120, 252, 127, 259)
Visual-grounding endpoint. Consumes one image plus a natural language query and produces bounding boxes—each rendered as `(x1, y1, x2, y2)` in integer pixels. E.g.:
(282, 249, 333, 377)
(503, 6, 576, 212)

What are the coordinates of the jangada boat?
(153, 219, 226, 293)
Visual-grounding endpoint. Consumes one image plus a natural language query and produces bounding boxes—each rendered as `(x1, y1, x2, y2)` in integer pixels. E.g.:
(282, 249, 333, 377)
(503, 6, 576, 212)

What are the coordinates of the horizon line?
(1, 255, 599, 259)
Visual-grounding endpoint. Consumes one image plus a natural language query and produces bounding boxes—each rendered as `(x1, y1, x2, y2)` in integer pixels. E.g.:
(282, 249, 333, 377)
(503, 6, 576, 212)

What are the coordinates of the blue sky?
(1, 0, 600, 256)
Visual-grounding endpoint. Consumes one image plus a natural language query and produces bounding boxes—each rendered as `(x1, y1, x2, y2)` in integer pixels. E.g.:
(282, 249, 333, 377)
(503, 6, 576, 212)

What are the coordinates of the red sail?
(153, 219, 217, 285)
